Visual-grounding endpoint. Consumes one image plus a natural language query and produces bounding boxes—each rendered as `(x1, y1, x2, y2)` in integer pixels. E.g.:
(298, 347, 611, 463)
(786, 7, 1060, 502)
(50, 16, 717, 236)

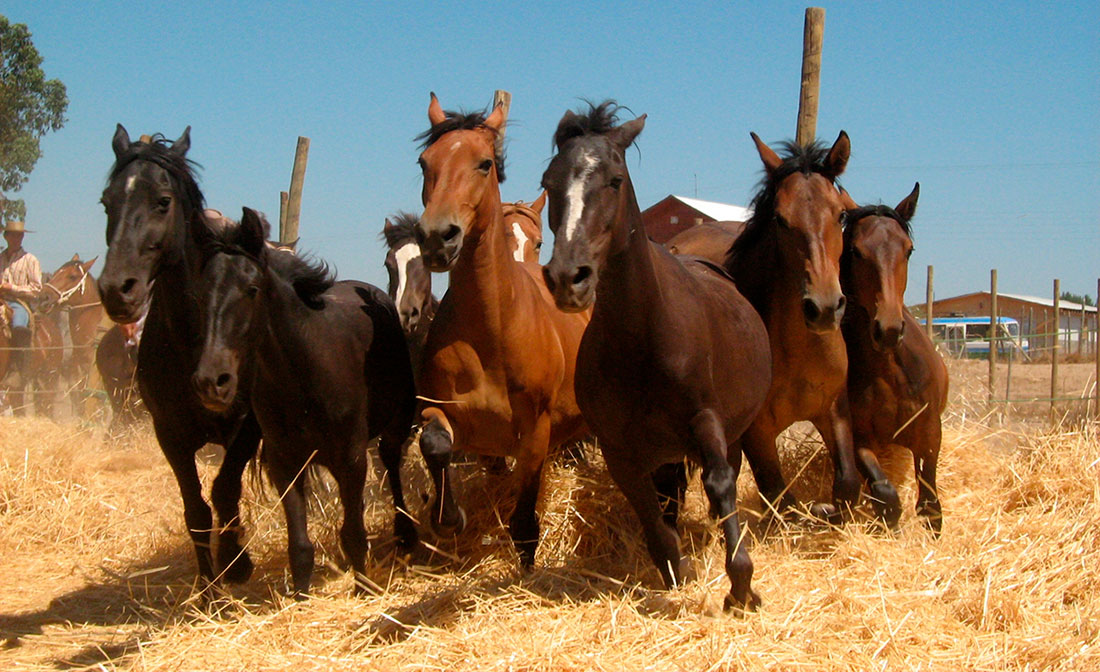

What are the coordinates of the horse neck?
(446, 181, 516, 317)
(68, 277, 103, 342)
(597, 178, 660, 324)
(253, 267, 316, 379)
(148, 208, 203, 337)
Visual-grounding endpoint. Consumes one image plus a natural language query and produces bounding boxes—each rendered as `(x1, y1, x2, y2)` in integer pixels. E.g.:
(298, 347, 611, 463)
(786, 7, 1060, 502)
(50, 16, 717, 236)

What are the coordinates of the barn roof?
(932, 291, 1097, 314)
(668, 195, 753, 222)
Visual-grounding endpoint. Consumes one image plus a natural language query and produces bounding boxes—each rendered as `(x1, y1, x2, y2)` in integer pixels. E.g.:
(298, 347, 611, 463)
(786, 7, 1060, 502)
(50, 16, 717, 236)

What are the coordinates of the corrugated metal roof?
(671, 195, 753, 222)
(933, 291, 1097, 313)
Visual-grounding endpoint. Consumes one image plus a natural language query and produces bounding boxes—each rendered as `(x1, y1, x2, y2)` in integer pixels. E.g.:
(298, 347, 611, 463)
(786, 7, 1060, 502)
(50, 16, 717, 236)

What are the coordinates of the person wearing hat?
(1, 220, 42, 381)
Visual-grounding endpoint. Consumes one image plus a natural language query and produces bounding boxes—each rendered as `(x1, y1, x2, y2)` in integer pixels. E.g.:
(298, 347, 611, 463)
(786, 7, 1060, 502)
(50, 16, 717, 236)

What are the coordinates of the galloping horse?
(541, 103, 771, 612)
(192, 208, 418, 595)
(501, 192, 546, 263)
(39, 255, 106, 416)
(382, 212, 438, 376)
(840, 184, 948, 532)
(97, 126, 262, 587)
(412, 94, 589, 567)
(722, 133, 899, 521)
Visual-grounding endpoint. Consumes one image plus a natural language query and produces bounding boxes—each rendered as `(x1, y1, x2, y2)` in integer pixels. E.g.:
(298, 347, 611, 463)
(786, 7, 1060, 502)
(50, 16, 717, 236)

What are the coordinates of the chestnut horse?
(382, 212, 438, 377)
(412, 94, 589, 566)
(98, 126, 262, 587)
(665, 220, 746, 258)
(840, 184, 948, 532)
(542, 103, 771, 612)
(39, 255, 107, 416)
(722, 134, 900, 521)
(501, 193, 546, 263)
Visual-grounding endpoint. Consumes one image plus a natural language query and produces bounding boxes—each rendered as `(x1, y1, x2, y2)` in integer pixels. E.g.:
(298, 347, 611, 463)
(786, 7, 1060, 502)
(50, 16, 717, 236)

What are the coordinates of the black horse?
(191, 208, 419, 595)
(97, 126, 261, 588)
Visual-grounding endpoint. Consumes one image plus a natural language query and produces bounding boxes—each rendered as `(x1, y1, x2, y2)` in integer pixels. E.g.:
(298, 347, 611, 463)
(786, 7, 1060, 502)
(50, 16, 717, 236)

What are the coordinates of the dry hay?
(1, 369, 1098, 671)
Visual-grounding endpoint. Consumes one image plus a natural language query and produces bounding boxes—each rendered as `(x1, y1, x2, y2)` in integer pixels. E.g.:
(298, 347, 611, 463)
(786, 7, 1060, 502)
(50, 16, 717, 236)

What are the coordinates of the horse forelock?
(552, 100, 623, 150)
(108, 136, 205, 213)
(415, 108, 507, 183)
(380, 211, 420, 249)
(844, 204, 914, 241)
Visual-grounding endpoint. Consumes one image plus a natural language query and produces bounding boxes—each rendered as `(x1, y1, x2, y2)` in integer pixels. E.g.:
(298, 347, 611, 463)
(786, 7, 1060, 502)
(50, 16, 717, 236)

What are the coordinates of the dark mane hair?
(200, 214, 335, 310)
(415, 108, 507, 183)
(380, 211, 420, 249)
(845, 204, 914, 239)
(552, 100, 623, 148)
(108, 134, 206, 213)
(725, 139, 842, 310)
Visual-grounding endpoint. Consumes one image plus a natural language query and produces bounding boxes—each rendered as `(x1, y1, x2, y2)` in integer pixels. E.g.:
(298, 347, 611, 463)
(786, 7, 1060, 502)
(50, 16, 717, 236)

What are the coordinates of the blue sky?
(4, 1, 1098, 304)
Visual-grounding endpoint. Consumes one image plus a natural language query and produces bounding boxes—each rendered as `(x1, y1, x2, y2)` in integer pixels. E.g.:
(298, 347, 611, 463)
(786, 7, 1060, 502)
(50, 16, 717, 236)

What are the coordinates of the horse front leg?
(336, 441, 370, 595)
(376, 415, 420, 550)
(740, 421, 796, 516)
(510, 411, 552, 568)
(268, 454, 314, 598)
(815, 392, 876, 521)
(852, 429, 902, 530)
(913, 422, 943, 535)
(210, 414, 261, 583)
(419, 407, 465, 534)
(158, 436, 216, 583)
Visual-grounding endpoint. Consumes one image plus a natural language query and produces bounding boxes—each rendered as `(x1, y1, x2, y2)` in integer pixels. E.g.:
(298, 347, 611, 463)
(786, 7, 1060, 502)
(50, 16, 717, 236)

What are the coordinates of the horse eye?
(906, 247, 915, 260)
(417, 157, 427, 172)
(247, 285, 259, 298)
(775, 214, 790, 228)
(477, 159, 493, 173)
(157, 196, 172, 209)
(535, 242, 543, 250)
(839, 211, 849, 226)
(609, 176, 623, 191)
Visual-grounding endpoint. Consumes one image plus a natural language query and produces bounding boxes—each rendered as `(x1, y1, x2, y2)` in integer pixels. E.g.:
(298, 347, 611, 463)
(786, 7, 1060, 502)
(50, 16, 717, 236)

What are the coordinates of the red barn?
(641, 195, 753, 244)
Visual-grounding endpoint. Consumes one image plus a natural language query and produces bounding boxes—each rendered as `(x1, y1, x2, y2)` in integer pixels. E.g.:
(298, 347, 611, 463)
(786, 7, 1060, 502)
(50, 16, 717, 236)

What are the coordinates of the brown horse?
(39, 255, 107, 416)
(412, 93, 589, 566)
(95, 321, 145, 429)
(719, 133, 899, 521)
(382, 212, 438, 377)
(840, 184, 948, 532)
(541, 103, 771, 612)
(665, 220, 746, 257)
(501, 192, 546, 263)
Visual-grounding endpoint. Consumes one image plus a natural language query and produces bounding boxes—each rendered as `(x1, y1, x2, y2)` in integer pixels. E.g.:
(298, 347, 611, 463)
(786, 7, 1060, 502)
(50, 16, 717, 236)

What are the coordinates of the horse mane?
(380, 211, 420, 249)
(415, 108, 507, 183)
(201, 214, 335, 310)
(725, 139, 842, 309)
(552, 100, 623, 147)
(844, 204, 914, 239)
(108, 134, 206, 213)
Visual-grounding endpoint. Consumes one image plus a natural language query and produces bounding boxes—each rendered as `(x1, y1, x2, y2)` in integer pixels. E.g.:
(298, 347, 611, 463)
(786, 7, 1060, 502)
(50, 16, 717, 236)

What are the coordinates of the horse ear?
(530, 190, 547, 215)
(239, 208, 268, 256)
(895, 182, 919, 222)
(82, 257, 98, 273)
(751, 133, 782, 175)
(384, 218, 393, 232)
(171, 126, 191, 156)
(112, 124, 131, 158)
(428, 92, 446, 126)
(611, 114, 646, 150)
(70, 253, 80, 262)
(839, 187, 859, 211)
(484, 101, 506, 132)
(823, 130, 850, 179)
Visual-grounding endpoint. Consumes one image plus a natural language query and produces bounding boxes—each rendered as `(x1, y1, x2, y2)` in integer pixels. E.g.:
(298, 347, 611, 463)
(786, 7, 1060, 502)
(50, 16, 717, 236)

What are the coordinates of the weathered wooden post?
(796, 8, 826, 146)
(282, 137, 310, 249)
(989, 269, 998, 403)
(926, 265, 935, 341)
(1051, 279, 1060, 422)
(492, 89, 512, 158)
(278, 191, 289, 242)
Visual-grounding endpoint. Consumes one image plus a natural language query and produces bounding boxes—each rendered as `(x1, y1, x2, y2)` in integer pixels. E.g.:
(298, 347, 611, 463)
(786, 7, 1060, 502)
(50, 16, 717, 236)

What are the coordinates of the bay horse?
(97, 126, 262, 588)
(39, 255, 107, 416)
(412, 93, 589, 567)
(541, 103, 771, 612)
(719, 133, 900, 521)
(382, 211, 438, 376)
(95, 322, 145, 429)
(840, 184, 948, 532)
(192, 208, 418, 595)
(665, 220, 746, 257)
(501, 192, 546, 263)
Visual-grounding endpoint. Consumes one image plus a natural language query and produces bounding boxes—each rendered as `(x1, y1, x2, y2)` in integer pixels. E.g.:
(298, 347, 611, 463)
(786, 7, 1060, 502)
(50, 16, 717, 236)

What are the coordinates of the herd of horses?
(81, 93, 948, 613)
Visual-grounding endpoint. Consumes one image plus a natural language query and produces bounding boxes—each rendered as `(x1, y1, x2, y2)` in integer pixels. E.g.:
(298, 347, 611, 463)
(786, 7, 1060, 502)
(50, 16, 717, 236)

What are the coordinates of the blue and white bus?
(916, 316, 1029, 359)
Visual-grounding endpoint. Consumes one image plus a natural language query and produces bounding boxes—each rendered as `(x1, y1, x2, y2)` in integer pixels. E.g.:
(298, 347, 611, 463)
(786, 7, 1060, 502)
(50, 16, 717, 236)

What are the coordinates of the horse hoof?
(395, 515, 420, 550)
(869, 480, 902, 529)
(723, 588, 761, 615)
(809, 502, 841, 525)
(430, 506, 467, 536)
(219, 549, 254, 584)
(676, 557, 697, 586)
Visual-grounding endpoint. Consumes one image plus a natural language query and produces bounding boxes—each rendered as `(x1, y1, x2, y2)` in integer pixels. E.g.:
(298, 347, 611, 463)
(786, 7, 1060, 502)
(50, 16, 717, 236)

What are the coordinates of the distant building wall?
(641, 198, 707, 243)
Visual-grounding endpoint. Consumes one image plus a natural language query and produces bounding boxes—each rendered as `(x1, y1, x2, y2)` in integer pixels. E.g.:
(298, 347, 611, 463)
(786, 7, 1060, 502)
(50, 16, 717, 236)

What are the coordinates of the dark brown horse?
(97, 126, 262, 588)
(192, 208, 418, 595)
(39, 255, 107, 416)
(95, 320, 146, 429)
(665, 220, 746, 257)
(718, 133, 900, 521)
(541, 103, 771, 612)
(412, 94, 589, 567)
(382, 212, 438, 377)
(840, 184, 948, 532)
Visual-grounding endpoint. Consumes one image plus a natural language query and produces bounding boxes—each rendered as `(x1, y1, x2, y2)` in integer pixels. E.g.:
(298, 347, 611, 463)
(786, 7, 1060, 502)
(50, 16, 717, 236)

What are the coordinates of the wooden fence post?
(283, 137, 310, 249)
(926, 265, 934, 341)
(989, 269, 998, 403)
(492, 90, 512, 159)
(1051, 279, 1060, 422)
(278, 191, 289, 242)
(796, 8, 826, 147)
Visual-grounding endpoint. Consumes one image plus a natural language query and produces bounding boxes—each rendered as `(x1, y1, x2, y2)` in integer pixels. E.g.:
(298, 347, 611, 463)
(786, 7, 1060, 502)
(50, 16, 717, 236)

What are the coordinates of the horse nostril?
(215, 373, 232, 390)
(898, 320, 906, 335)
(410, 306, 419, 318)
(572, 266, 592, 288)
(120, 278, 137, 296)
(802, 298, 821, 323)
(873, 321, 885, 344)
(443, 225, 461, 242)
(836, 295, 846, 312)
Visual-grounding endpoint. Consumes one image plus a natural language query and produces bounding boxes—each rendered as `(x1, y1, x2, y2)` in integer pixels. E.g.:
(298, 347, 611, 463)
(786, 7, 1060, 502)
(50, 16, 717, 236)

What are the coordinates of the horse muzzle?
(871, 317, 905, 351)
(191, 367, 239, 413)
(415, 223, 464, 272)
(542, 261, 596, 313)
(98, 274, 152, 324)
(802, 293, 846, 333)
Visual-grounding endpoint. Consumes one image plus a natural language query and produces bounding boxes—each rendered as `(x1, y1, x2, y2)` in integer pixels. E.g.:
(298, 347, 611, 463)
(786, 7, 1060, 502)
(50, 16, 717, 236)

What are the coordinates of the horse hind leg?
(376, 418, 420, 550)
(268, 458, 315, 597)
(652, 461, 688, 528)
(334, 445, 371, 595)
(210, 416, 261, 583)
(693, 410, 760, 614)
(913, 429, 943, 535)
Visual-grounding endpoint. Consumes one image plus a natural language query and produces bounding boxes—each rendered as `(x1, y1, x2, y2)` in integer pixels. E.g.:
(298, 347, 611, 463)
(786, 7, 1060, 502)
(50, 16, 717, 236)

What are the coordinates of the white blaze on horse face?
(510, 221, 529, 263)
(125, 175, 137, 195)
(394, 242, 421, 309)
(563, 151, 598, 242)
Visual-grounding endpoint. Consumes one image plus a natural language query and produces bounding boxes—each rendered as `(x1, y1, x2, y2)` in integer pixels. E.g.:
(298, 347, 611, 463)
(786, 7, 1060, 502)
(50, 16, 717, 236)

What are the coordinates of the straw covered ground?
(1, 362, 1098, 671)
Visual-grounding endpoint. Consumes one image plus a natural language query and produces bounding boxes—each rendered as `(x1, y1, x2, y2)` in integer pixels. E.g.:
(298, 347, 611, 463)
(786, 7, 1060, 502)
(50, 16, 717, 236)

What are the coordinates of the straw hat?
(2, 221, 32, 233)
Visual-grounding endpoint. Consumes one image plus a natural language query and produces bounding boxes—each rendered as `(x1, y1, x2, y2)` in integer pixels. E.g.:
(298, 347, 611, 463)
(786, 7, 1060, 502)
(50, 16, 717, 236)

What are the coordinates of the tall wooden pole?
(796, 8, 826, 147)
(278, 191, 289, 242)
(1051, 279, 1060, 422)
(926, 265, 935, 341)
(283, 137, 310, 249)
(492, 90, 512, 159)
(989, 269, 998, 402)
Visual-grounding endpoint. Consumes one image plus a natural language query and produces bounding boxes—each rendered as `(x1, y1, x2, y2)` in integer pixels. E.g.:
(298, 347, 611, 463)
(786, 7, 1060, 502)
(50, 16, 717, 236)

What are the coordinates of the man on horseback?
(1, 220, 42, 385)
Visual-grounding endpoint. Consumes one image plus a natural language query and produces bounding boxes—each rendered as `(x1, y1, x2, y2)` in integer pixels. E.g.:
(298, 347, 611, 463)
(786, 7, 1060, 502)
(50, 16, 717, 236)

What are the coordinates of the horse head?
(382, 211, 433, 334)
(502, 191, 546, 264)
